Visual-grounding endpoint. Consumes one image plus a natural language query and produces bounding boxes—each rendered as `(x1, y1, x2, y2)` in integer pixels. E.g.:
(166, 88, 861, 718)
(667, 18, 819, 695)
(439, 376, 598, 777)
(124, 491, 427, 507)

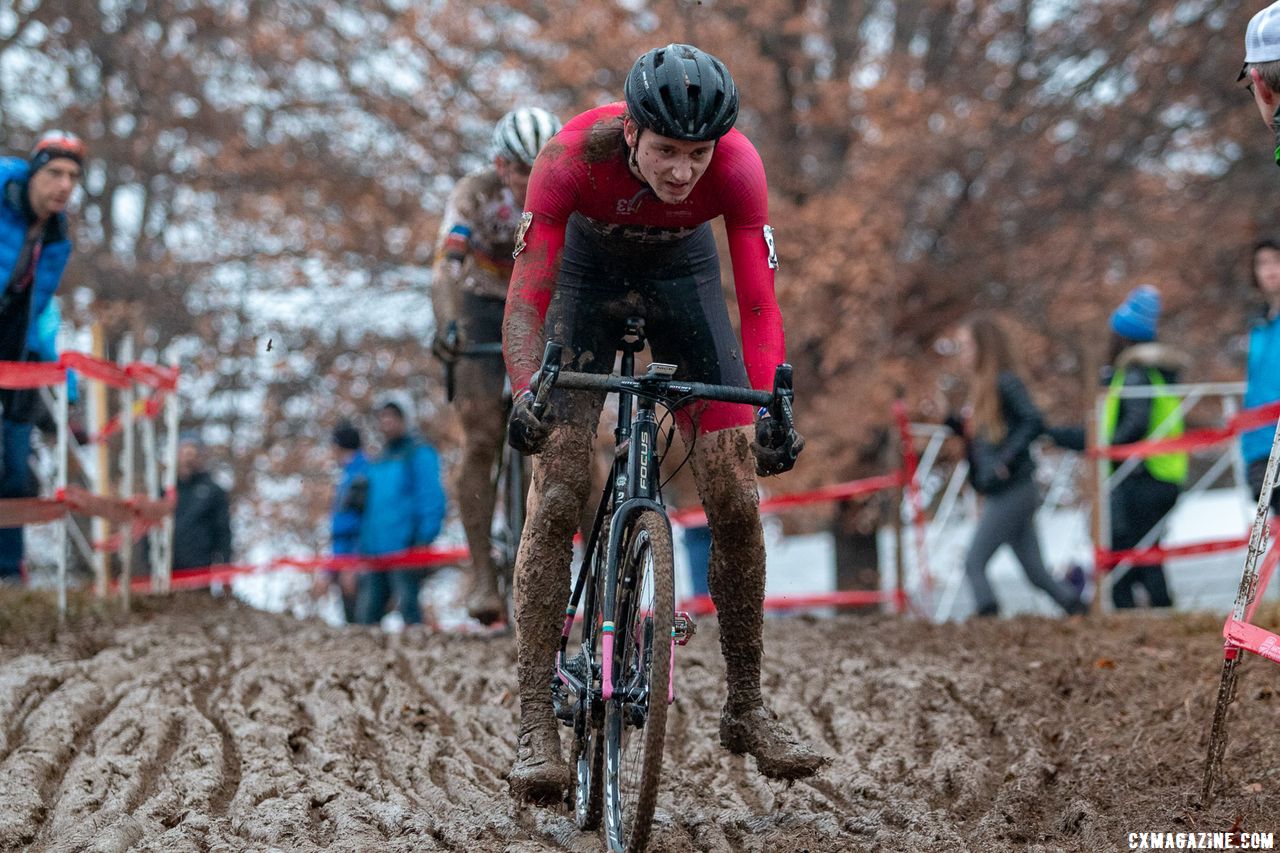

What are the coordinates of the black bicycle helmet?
(623, 43, 739, 142)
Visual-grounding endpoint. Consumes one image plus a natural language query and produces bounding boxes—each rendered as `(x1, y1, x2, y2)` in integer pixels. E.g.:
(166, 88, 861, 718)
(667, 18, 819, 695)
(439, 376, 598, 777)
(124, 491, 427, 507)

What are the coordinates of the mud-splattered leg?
(454, 384, 506, 623)
(509, 396, 600, 804)
(692, 427, 766, 711)
(692, 426, 828, 780)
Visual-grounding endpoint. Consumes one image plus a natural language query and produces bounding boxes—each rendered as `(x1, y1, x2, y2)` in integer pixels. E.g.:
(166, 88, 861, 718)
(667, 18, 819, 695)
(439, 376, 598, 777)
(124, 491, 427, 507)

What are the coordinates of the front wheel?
(603, 510, 674, 853)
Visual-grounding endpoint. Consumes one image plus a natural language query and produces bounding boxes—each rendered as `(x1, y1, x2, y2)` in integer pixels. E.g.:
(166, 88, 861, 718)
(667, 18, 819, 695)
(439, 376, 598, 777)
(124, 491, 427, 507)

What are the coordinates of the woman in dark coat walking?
(948, 316, 1085, 618)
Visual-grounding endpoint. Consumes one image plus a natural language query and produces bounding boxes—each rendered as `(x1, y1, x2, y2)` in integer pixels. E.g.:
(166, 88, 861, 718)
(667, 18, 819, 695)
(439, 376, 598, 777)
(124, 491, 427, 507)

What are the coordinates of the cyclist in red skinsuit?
(502, 103, 784, 418)
(503, 43, 823, 805)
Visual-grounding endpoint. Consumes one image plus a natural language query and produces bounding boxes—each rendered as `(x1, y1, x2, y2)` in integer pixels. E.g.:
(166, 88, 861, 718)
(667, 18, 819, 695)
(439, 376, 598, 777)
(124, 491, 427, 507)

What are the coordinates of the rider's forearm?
(504, 218, 565, 392)
(726, 226, 786, 391)
(430, 256, 464, 330)
(503, 296, 547, 394)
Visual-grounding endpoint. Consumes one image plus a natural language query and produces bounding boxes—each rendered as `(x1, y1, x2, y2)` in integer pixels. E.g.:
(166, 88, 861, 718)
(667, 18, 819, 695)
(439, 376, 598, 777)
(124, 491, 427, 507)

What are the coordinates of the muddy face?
(622, 120, 715, 204)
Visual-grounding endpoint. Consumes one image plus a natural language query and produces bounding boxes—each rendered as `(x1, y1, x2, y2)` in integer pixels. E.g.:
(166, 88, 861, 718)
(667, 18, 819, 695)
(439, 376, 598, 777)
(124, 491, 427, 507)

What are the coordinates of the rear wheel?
(603, 510, 674, 853)
(495, 443, 527, 624)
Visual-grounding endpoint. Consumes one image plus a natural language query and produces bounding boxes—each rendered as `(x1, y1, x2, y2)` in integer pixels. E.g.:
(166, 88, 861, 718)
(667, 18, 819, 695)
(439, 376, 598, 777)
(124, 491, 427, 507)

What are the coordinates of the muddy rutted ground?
(1, 595, 1279, 852)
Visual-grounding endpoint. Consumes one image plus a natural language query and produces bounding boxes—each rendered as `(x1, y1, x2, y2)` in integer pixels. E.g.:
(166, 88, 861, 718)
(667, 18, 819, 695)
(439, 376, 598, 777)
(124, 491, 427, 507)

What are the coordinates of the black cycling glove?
(751, 408, 804, 477)
(508, 389, 551, 455)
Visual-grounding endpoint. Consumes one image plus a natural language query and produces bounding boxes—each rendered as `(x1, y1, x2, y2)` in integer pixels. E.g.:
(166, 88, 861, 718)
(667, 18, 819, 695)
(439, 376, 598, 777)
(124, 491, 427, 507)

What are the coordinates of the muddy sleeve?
(503, 156, 575, 394)
(430, 181, 477, 332)
(995, 372, 1043, 468)
(411, 445, 446, 546)
(721, 141, 785, 391)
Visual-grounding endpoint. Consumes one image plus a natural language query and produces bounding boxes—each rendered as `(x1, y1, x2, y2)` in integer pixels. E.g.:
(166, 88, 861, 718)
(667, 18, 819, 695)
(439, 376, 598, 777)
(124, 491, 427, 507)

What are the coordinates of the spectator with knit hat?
(1, 131, 86, 581)
(1101, 285, 1189, 609)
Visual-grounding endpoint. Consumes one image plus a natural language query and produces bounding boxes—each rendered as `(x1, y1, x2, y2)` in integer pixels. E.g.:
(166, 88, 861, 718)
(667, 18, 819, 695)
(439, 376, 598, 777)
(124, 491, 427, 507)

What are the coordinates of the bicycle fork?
(601, 396, 662, 702)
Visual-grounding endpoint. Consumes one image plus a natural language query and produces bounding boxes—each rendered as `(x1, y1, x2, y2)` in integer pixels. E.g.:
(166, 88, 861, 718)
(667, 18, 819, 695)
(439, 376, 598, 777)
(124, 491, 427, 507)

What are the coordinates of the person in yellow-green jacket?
(1102, 285, 1190, 609)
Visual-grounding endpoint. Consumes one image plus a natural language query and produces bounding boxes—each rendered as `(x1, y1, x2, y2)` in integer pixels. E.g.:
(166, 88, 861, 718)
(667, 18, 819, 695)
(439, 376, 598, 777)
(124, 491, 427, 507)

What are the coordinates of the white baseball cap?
(1241, 2, 1280, 79)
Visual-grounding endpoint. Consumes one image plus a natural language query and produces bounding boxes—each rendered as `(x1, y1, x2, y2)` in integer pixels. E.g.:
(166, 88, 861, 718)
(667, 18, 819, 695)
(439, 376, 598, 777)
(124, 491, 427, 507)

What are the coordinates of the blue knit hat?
(1110, 285, 1161, 342)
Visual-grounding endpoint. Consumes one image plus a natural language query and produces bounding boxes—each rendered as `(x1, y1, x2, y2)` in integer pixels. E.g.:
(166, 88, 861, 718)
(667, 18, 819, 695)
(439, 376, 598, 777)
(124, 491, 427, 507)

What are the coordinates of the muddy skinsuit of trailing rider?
(431, 167, 524, 624)
(502, 45, 826, 805)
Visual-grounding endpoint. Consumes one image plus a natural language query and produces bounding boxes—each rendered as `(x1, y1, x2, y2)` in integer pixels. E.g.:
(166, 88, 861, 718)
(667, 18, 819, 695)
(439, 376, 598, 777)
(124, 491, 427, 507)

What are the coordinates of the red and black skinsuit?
(503, 103, 823, 800)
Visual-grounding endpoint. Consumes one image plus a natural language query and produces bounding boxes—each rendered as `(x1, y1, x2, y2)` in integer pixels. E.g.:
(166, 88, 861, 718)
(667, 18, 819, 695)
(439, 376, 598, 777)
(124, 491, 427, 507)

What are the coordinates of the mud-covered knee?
(539, 478, 590, 522)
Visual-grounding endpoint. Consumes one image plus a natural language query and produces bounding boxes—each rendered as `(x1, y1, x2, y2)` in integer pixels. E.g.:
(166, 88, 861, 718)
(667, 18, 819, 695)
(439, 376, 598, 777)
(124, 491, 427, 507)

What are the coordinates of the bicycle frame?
(538, 319, 796, 849)
(555, 320, 670, 709)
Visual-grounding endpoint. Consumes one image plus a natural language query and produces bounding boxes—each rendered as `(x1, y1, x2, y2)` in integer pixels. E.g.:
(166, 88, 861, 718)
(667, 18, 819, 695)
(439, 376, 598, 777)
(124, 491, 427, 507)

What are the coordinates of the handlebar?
(529, 340, 797, 438)
(553, 370, 773, 407)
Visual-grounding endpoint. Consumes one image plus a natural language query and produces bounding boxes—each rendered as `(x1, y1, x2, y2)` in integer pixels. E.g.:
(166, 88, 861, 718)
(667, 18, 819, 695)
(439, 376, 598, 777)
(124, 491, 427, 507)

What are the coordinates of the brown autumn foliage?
(1, 0, 1276, 555)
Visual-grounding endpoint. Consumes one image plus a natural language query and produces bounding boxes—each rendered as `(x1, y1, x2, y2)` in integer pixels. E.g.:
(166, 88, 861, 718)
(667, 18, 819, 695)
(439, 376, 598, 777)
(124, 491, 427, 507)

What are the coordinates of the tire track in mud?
(30, 629, 249, 849)
(0, 667, 65, 767)
(188, 639, 244, 823)
(20, 681, 126, 848)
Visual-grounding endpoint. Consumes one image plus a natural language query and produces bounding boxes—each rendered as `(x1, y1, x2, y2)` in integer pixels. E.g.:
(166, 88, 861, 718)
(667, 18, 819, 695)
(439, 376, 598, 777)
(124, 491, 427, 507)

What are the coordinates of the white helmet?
(492, 107, 562, 168)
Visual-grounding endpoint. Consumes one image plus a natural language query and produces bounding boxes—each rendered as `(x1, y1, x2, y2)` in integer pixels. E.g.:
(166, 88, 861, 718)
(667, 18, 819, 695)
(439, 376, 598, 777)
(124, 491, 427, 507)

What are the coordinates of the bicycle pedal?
(672, 611, 697, 646)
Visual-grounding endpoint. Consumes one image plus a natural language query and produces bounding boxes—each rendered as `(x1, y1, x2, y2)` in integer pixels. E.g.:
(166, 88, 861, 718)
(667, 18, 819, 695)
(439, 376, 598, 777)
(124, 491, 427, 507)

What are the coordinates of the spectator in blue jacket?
(321, 421, 367, 623)
(1244, 240, 1280, 513)
(1, 131, 85, 581)
(355, 397, 447, 627)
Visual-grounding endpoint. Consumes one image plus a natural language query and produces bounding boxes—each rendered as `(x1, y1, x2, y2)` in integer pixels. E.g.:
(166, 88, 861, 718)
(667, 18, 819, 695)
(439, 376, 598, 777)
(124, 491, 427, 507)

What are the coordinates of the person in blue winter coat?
(355, 397, 447, 626)
(1244, 240, 1280, 513)
(323, 421, 367, 623)
(0, 131, 85, 581)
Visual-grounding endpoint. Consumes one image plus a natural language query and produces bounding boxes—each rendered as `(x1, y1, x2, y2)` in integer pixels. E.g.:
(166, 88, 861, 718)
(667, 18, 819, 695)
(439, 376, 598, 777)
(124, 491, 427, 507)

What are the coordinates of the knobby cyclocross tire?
(603, 510, 674, 853)
(573, 518, 610, 830)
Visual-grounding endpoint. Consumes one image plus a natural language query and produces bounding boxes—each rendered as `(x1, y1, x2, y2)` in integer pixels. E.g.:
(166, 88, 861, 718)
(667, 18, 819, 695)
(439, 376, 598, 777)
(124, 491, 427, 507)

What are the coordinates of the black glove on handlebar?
(508, 389, 551, 455)
(751, 409, 804, 477)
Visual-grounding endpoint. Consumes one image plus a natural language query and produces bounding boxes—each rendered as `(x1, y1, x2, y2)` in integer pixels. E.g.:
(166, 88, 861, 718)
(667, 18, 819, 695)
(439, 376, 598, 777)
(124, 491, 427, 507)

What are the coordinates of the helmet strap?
(625, 124, 649, 186)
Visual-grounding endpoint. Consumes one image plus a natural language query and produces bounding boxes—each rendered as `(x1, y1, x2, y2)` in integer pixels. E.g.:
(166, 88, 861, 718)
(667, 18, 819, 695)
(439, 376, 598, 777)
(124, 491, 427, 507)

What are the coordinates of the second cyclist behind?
(431, 107, 563, 625)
